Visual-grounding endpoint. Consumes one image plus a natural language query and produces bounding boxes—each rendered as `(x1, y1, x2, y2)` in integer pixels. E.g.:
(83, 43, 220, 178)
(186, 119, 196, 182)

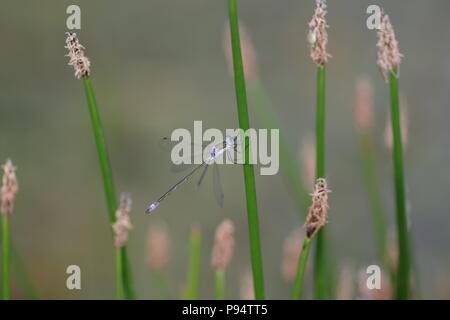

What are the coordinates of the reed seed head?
(211, 219, 235, 270)
(354, 76, 375, 133)
(308, 0, 330, 66)
(384, 99, 409, 152)
(65, 32, 91, 79)
(112, 192, 133, 248)
(281, 227, 304, 282)
(1, 159, 19, 215)
(376, 12, 402, 82)
(304, 178, 331, 239)
(223, 21, 259, 82)
(147, 223, 171, 272)
(240, 269, 254, 300)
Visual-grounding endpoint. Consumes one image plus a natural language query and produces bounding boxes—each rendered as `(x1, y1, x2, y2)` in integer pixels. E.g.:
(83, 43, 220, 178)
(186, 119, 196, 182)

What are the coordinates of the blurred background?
(0, 0, 449, 299)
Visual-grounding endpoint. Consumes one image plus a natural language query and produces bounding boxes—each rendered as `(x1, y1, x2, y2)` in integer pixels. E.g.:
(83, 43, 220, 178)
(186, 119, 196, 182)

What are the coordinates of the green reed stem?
(313, 65, 330, 299)
(315, 66, 326, 180)
(358, 132, 388, 263)
(313, 231, 327, 299)
(0, 223, 37, 299)
(215, 269, 225, 300)
(184, 227, 202, 300)
(1, 214, 9, 300)
(388, 71, 410, 299)
(82, 76, 134, 300)
(122, 247, 136, 299)
(83, 77, 116, 222)
(115, 248, 124, 300)
(227, 0, 265, 300)
(291, 237, 311, 299)
(248, 81, 309, 214)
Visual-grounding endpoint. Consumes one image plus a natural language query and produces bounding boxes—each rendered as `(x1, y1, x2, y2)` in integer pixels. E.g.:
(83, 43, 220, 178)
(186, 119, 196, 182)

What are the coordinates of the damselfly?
(145, 135, 239, 213)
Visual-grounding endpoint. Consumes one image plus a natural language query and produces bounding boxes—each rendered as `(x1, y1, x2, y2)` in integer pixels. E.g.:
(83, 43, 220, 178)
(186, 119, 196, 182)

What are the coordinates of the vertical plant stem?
(313, 65, 329, 299)
(115, 248, 124, 300)
(388, 71, 410, 299)
(215, 269, 225, 300)
(227, 0, 265, 300)
(315, 66, 326, 180)
(291, 237, 311, 299)
(82, 76, 134, 300)
(1, 214, 10, 300)
(83, 77, 116, 222)
(314, 231, 327, 298)
(184, 226, 202, 300)
(122, 247, 136, 299)
(359, 132, 388, 263)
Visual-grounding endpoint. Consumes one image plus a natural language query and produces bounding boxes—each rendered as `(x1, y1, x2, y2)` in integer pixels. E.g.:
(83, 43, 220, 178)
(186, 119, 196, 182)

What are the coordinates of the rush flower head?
(211, 219, 235, 270)
(1, 159, 19, 215)
(223, 21, 259, 82)
(147, 223, 171, 272)
(112, 192, 133, 248)
(304, 178, 331, 239)
(281, 227, 304, 282)
(376, 12, 402, 82)
(65, 32, 91, 79)
(240, 269, 254, 300)
(308, 0, 330, 66)
(353, 76, 375, 132)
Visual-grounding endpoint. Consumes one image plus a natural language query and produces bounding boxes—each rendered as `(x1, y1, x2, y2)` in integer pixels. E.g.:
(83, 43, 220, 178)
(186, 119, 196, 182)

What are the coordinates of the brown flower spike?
(1, 159, 19, 215)
(211, 219, 235, 270)
(308, 0, 330, 66)
(240, 269, 255, 300)
(65, 32, 91, 79)
(376, 12, 402, 82)
(353, 76, 374, 133)
(304, 178, 331, 239)
(112, 193, 133, 248)
(147, 223, 171, 272)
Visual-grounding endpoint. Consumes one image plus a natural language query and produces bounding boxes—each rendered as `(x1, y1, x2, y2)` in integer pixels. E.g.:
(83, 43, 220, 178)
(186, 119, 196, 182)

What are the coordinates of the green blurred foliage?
(1, 0, 450, 299)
